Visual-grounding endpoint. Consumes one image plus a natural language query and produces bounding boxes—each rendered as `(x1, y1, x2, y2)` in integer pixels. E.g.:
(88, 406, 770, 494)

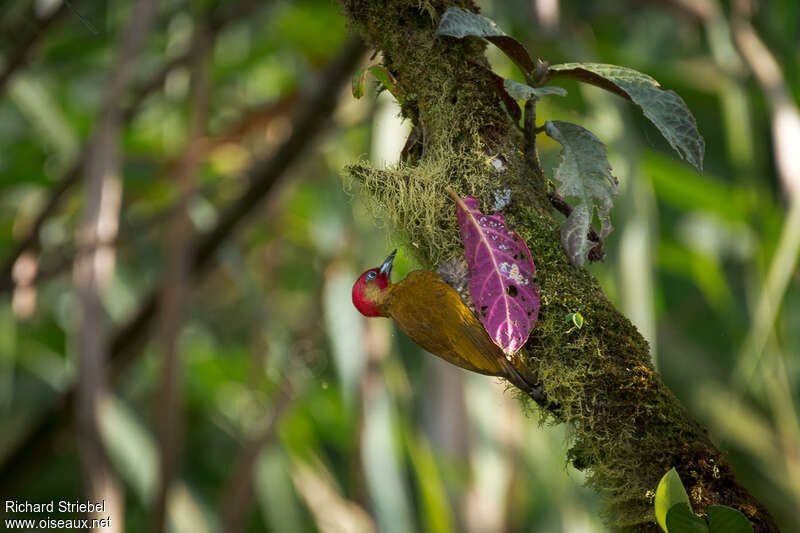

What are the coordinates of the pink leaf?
(448, 190, 540, 355)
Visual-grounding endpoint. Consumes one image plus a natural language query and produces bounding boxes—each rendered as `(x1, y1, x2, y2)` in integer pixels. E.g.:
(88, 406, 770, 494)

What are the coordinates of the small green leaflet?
(548, 63, 705, 173)
(565, 312, 584, 329)
(352, 70, 366, 99)
(706, 506, 753, 533)
(352, 66, 404, 104)
(665, 504, 754, 533)
(655, 468, 692, 532)
(666, 504, 709, 533)
(653, 469, 754, 533)
(545, 120, 617, 267)
(664, 503, 753, 533)
(504, 79, 567, 100)
(435, 7, 534, 74)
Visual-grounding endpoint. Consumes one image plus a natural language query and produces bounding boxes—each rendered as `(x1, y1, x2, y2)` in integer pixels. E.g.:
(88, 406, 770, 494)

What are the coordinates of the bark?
(340, 1, 779, 531)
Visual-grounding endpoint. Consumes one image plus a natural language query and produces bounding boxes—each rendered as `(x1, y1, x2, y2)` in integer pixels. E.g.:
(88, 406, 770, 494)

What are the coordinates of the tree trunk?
(340, 1, 778, 531)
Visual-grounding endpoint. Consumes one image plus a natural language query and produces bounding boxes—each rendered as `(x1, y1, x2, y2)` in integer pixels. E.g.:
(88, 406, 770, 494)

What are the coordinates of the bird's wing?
(387, 271, 503, 375)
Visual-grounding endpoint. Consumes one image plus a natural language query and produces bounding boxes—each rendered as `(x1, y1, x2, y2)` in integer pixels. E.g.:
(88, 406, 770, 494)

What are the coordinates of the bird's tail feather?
(497, 357, 553, 409)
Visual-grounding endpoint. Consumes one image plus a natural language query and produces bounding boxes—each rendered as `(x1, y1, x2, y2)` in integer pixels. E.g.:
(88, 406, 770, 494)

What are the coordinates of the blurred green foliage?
(0, 0, 798, 531)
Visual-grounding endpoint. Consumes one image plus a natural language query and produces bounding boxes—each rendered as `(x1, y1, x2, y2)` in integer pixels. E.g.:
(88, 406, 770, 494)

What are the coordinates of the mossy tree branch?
(340, 1, 778, 531)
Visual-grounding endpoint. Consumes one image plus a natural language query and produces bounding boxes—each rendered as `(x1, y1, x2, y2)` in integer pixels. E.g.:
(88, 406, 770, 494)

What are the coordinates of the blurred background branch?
(0, 32, 364, 500)
(220, 376, 294, 533)
(0, 2, 67, 96)
(0, 1, 266, 294)
(152, 14, 211, 533)
(0, 91, 298, 293)
(73, 0, 158, 529)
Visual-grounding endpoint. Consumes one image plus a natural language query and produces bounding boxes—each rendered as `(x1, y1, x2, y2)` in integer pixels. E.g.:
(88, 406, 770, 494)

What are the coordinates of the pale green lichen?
(345, 147, 502, 267)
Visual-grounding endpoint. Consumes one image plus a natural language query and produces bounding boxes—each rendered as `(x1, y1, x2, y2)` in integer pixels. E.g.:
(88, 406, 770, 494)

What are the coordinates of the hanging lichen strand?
(340, 1, 777, 531)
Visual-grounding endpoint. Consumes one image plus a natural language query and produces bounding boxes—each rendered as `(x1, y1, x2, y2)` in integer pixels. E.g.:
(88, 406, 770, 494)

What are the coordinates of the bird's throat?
(364, 281, 391, 317)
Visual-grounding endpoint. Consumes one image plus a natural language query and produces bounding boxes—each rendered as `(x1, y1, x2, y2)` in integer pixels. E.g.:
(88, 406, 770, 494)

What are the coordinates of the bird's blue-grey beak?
(379, 249, 397, 276)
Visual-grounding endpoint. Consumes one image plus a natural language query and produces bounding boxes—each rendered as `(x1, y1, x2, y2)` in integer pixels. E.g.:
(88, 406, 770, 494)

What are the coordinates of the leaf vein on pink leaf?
(447, 190, 540, 355)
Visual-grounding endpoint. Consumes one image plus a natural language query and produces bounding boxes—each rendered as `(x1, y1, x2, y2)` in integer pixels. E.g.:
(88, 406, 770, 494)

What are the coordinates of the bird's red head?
(352, 250, 396, 317)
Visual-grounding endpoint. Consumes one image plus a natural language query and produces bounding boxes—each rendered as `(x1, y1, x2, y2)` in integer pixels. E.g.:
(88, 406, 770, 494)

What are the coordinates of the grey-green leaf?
(707, 506, 753, 533)
(560, 204, 593, 267)
(504, 79, 567, 100)
(666, 504, 710, 533)
(545, 120, 617, 267)
(435, 7, 534, 73)
(548, 63, 704, 173)
(435, 6, 505, 38)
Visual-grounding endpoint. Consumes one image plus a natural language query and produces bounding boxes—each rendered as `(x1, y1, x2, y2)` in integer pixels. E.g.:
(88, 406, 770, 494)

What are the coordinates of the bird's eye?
(366, 271, 377, 281)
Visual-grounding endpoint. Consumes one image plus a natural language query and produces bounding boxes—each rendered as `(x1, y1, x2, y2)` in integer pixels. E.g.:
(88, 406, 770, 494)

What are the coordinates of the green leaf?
(655, 468, 692, 532)
(644, 152, 748, 222)
(666, 504, 710, 533)
(351, 66, 405, 104)
(545, 120, 618, 267)
(352, 69, 366, 99)
(483, 69, 522, 121)
(436, 7, 534, 74)
(100, 396, 158, 501)
(403, 427, 455, 533)
(255, 450, 306, 533)
(323, 264, 365, 404)
(548, 63, 705, 173)
(565, 312, 584, 330)
(9, 75, 79, 172)
(368, 66, 397, 96)
(504, 79, 567, 100)
(707, 506, 754, 533)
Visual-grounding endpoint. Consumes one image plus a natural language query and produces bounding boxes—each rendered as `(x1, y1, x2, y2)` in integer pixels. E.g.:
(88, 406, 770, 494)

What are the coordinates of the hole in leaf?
(480, 305, 488, 318)
(506, 285, 518, 297)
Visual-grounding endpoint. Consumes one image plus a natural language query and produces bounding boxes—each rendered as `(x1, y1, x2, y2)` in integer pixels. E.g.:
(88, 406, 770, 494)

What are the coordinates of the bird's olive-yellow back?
(381, 270, 504, 376)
